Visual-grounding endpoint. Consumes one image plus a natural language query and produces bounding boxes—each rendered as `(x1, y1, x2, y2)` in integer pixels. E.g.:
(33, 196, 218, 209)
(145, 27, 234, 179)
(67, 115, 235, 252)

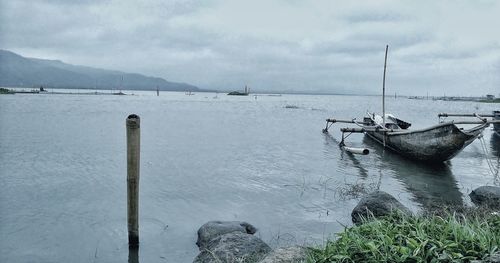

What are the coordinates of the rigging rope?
(479, 135, 499, 178)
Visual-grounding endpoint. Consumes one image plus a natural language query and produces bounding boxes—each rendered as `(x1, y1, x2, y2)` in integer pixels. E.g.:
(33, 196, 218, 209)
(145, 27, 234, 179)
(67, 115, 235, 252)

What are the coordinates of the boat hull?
(494, 111, 500, 135)
(365, 122, 487, 162)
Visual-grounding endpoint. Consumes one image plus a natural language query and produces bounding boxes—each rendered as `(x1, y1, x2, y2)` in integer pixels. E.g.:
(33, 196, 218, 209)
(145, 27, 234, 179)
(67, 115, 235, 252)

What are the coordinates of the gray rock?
(471, 252, 500, 263)
(196, 221, 257, 250)
(486, 252, 500, 263)
(193, 232, 271, 263)
(351, 191, 411, 225)
(259, 246, 308, 263)
(470, 186, 500, 209)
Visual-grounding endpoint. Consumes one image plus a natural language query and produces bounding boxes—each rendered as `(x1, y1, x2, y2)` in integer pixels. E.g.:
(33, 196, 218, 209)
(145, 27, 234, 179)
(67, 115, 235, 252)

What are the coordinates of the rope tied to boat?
(478, 135, 499, 179)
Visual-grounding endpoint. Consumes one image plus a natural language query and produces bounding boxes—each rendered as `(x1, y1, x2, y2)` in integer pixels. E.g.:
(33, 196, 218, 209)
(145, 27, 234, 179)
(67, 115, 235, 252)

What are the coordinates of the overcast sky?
(1, 0, 499, 95)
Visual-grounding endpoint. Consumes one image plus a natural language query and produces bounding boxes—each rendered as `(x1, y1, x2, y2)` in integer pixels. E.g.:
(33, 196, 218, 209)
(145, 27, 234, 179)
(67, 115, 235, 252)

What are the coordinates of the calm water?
(0, 91, 499, 262)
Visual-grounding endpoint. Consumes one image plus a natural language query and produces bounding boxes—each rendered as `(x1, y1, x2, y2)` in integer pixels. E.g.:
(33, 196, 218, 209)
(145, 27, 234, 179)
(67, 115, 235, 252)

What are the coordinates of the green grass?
(309, 211, 500, 262)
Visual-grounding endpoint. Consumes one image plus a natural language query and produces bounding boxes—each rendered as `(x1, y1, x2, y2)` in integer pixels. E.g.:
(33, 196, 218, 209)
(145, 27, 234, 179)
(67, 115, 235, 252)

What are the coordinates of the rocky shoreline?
(191, 185, 500, 262)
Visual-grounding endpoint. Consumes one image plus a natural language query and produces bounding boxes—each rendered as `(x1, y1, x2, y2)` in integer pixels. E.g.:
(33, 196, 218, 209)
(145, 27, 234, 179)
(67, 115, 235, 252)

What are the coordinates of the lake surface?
(1, 91, 499, 262)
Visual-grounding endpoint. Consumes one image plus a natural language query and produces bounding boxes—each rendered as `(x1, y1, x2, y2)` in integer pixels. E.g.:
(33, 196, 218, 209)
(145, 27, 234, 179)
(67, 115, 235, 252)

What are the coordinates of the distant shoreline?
(1, 86, 498, 101)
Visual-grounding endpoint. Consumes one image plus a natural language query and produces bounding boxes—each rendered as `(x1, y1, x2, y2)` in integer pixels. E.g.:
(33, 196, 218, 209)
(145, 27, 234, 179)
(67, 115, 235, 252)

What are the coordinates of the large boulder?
(259, 246, 308, 263)
(193, 232, 271, 263)
(351, 191, 411, 225)
(470, 186, 500, 209)
(196, 221, 257, 249)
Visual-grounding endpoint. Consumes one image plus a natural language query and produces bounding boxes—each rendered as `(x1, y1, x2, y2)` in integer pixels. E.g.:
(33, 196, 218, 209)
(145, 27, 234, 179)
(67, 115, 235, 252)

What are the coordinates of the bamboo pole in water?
(343, 146, 370, 155)
(126, 114, 140, 247)
(438, 113, 494, 118)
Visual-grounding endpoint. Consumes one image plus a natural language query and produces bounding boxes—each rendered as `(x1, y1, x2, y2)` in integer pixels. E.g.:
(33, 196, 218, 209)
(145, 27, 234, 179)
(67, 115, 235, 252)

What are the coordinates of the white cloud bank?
(1, 0, 499, 95)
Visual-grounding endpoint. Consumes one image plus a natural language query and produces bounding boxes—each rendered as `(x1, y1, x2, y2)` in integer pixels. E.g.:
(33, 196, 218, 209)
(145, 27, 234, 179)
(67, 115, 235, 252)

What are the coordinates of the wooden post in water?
(126, 114, 140, 247)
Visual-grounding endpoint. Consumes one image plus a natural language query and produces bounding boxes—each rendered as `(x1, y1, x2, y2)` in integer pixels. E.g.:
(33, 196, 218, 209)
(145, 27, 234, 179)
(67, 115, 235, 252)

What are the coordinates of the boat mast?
(382, 45, 389, 148)
(382, 45, 388, 128)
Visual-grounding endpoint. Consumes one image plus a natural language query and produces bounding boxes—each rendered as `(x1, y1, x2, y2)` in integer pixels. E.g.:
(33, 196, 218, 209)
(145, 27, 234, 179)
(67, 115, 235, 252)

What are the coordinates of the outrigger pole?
(322, 120, 370, 155)
(339, 127, 369, 155)
(322, 119, 371, 133)
(438, 113, 494, 122)
(438, 113, 495, 118)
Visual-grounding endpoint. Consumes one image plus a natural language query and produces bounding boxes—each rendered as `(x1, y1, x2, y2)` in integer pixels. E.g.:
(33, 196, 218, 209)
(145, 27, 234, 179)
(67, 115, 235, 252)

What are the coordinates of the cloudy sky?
(1, 0, 499, 95)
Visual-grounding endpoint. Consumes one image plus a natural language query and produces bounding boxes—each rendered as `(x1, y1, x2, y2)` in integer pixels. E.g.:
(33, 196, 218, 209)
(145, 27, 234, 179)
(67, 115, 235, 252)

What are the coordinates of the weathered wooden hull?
(494, 111, 500, 135)
(365, 122, 487, 162)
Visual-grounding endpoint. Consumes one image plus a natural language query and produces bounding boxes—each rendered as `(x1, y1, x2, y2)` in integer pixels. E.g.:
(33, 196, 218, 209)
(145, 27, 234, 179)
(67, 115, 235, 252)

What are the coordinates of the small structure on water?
(228, 85, 250, 96)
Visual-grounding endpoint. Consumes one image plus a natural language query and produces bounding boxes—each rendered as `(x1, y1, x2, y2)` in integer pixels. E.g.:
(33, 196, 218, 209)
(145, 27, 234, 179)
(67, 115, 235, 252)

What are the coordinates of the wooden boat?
(365, 122, 487, 162)
(323, 113, 494, 162)
(322, 45, 499, 162)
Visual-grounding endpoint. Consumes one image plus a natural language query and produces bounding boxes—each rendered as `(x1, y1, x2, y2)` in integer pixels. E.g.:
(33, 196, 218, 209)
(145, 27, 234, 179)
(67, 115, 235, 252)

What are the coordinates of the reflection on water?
(489, 134, 500, 184)
(128, 248, 139, 263)
(323, 133, 369, 178)
(361, 137, 464, 210)
(340, 150, 369, 178)
(322, 131, 463, 210)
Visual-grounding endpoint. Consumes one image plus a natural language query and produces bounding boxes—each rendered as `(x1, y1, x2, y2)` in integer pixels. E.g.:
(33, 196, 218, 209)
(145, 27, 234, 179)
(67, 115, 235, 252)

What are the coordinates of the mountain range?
(0, 50, 200, 91)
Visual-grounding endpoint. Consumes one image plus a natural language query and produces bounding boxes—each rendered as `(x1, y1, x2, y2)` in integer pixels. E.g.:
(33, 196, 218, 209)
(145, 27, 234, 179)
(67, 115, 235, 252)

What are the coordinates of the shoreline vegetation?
(193, 189, 500, 262)
(307, 189, 500, 263)
(309, 210, 500, 263)
(0, 87, 127, 96)
(0, 87, 14, 94)
(480, 98, 500, 103)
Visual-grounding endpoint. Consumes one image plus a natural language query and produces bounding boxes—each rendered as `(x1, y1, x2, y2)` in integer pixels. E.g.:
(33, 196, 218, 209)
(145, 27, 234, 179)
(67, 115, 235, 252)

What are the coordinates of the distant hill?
(0, 50, 200, 91)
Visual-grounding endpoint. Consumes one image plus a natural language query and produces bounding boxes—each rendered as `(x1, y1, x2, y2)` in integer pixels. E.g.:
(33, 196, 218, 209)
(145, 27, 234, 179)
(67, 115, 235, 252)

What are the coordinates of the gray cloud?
(1, 0, 499, 95)
(344, 12, 408, 24)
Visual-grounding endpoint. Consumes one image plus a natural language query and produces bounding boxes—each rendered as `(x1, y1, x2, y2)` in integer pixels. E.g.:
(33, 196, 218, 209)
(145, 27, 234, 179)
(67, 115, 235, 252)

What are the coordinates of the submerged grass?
(309, 211, 500, 262)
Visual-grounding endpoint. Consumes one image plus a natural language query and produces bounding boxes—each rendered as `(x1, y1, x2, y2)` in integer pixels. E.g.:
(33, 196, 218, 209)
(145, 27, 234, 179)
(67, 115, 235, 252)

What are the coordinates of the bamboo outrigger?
(440, 111, 500, 136)
(323, 45, 500, 162)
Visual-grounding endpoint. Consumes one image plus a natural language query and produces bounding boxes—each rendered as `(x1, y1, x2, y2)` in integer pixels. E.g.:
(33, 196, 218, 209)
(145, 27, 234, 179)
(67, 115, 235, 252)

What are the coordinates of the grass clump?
(309, 212, 499, 262)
